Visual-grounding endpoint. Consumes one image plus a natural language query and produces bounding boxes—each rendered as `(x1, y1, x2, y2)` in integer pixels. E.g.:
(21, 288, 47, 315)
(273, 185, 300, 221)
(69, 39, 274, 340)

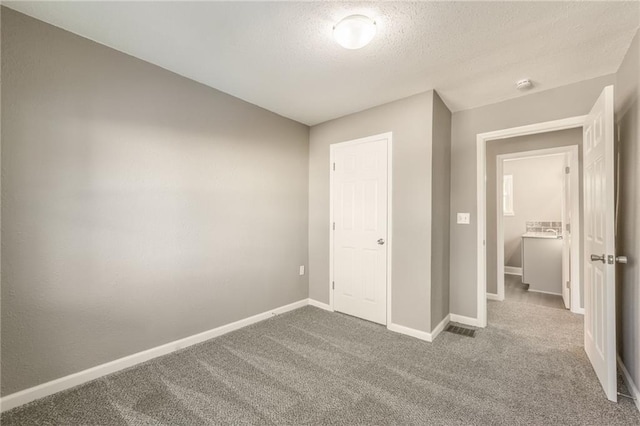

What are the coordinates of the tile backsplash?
(526, 221, 562, 233)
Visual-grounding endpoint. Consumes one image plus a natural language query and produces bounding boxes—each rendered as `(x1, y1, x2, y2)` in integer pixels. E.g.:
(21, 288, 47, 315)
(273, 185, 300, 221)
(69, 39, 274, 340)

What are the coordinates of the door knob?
(590, 254, 605, 263)
(377, 238, 385, 245)
(616, 256, 628, 264)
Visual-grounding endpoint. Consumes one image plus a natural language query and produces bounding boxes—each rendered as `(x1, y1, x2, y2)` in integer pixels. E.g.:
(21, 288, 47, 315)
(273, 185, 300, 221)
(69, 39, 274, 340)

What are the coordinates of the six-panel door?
(332, 136, 388, 325)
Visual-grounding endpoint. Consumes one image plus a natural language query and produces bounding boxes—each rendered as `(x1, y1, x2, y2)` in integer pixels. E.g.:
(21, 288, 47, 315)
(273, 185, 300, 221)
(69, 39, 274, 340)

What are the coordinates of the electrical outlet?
(299, 265, 305, 276)
(457, 213, 470, 224)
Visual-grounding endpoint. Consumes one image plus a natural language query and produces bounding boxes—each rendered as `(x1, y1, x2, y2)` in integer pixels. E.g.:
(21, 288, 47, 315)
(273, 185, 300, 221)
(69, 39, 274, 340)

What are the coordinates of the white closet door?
(331, 135, 388, 325)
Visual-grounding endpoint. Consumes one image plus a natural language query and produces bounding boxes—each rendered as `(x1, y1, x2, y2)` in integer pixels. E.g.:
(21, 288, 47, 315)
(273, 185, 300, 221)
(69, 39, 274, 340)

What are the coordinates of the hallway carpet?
(3, 301, 639, 425)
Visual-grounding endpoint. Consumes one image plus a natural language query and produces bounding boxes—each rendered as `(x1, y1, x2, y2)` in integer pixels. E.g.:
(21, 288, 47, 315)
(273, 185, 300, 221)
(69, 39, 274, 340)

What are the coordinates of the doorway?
(475, 84, 618, 403)
(475, 116, 585, 328)
(329, 132, 392, 325)
(495, 146, 582, 314)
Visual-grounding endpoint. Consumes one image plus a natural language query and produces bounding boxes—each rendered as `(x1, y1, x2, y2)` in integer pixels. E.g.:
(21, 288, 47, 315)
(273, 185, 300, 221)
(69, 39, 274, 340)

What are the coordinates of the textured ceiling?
(5, 1, 639, 125)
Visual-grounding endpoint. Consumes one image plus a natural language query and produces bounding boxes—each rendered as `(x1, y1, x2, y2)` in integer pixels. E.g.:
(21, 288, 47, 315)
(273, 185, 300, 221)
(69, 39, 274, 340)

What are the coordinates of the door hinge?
(332, 222, 335, 230)
(566, 281, 571, 288)
(566, 223, 570, 232)
(332, 281, 335, 290)
(333, 162, 335, 171)
(565, 166, 570, 174)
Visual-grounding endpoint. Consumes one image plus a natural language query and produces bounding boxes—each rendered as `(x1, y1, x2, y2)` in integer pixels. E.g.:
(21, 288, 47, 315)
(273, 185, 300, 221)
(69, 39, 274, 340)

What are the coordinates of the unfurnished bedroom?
(1, 1, 639, 424)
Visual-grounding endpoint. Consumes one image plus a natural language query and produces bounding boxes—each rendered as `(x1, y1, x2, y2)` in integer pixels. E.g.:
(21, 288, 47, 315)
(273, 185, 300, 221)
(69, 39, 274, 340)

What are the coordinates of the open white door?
(331, 134, 389, 325)
(561, 153, 571, 309)
(583, 85, 617, 402)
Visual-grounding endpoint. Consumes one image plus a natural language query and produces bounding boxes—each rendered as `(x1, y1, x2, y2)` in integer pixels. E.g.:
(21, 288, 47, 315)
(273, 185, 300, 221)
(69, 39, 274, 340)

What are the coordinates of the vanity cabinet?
(521, 234, 563, 295)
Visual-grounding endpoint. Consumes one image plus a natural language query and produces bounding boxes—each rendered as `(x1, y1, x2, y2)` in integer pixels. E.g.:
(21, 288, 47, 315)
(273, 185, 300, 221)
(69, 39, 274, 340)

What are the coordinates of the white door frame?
(329, 132, 393, 325)
(494, 146, 582, 314)
(476, 116, 585, 327)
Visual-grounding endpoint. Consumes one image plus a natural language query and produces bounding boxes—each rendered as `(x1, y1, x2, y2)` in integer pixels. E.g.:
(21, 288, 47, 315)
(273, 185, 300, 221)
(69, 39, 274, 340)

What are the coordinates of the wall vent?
(445, 324, 476, 338)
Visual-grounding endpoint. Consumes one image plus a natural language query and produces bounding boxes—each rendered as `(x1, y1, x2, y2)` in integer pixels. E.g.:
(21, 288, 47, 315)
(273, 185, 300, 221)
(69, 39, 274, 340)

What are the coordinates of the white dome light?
(333, 15, 376, 50)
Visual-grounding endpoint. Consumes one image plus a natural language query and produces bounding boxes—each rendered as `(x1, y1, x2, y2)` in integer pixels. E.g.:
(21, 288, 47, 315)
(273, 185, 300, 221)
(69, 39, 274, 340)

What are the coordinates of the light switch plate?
(457, 213, 470, 224)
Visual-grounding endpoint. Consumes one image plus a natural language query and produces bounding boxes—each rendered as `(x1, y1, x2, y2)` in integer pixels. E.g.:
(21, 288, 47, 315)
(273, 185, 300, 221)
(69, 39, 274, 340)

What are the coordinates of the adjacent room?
(502, 152, 569, 308)
(485, 127, 584, 314)
(1, 2, 639, 424)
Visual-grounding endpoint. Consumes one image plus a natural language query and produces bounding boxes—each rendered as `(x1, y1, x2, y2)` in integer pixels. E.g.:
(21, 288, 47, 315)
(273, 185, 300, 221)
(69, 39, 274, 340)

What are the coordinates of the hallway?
(504, 273, 565, 310)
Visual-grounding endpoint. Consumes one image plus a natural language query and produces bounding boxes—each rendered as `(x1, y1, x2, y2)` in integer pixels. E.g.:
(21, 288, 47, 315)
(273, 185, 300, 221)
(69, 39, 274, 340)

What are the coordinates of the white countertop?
(522, 232, 562, 239)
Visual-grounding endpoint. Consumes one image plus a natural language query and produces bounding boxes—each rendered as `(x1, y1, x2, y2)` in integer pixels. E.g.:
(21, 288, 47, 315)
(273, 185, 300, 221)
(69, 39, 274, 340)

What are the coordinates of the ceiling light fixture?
(333, 15, 376, 50)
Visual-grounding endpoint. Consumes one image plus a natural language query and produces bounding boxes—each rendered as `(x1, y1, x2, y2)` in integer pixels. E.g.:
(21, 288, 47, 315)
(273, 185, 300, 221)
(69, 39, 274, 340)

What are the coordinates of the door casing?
(476, 116, 586, 327)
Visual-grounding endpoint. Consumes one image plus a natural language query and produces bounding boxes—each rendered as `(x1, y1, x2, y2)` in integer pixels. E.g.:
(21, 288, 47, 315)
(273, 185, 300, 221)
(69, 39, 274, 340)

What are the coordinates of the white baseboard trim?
(527, 288, 562, 296)
(572, 306, 585, 315)
(387, 314, 451, 343)
(504, 266, 522, 276)
(486, 293, 504, 301)
(450, 313, 481, 327)
(430, 314, 451, 340)
(307, 298, 333, 312)
(387, 323, 433, 342)
(618, 355, 640, 412)
(0, 298, 308, 413)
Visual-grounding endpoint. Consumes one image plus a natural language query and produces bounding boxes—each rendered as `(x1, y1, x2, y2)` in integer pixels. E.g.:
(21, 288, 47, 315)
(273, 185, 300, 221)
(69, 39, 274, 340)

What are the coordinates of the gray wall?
(430, 93, 451, 329)
(450, 74, 615, 318)
(486, 129, 582, 297)
(1, 8, 309, 396)
(503, 155, 565, 269)
(309, 91, 435, 333)
(615, 29, 640, 396)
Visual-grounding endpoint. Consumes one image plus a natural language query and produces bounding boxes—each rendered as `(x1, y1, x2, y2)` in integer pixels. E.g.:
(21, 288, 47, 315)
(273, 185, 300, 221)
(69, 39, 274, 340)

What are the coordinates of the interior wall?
(430, 93, 452, 329)
(309, 91, 434, 333)
(1, 8, 310, 396)
(503, 155, 565, 269)
(485, 128, 582, 297)
(615, 29, 640, 394)
(450, 74, 615, 318)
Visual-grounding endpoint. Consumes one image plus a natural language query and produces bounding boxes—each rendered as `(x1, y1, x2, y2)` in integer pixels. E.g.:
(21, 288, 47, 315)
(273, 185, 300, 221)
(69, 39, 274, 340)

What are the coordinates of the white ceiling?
(6, 1, 639, 126)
